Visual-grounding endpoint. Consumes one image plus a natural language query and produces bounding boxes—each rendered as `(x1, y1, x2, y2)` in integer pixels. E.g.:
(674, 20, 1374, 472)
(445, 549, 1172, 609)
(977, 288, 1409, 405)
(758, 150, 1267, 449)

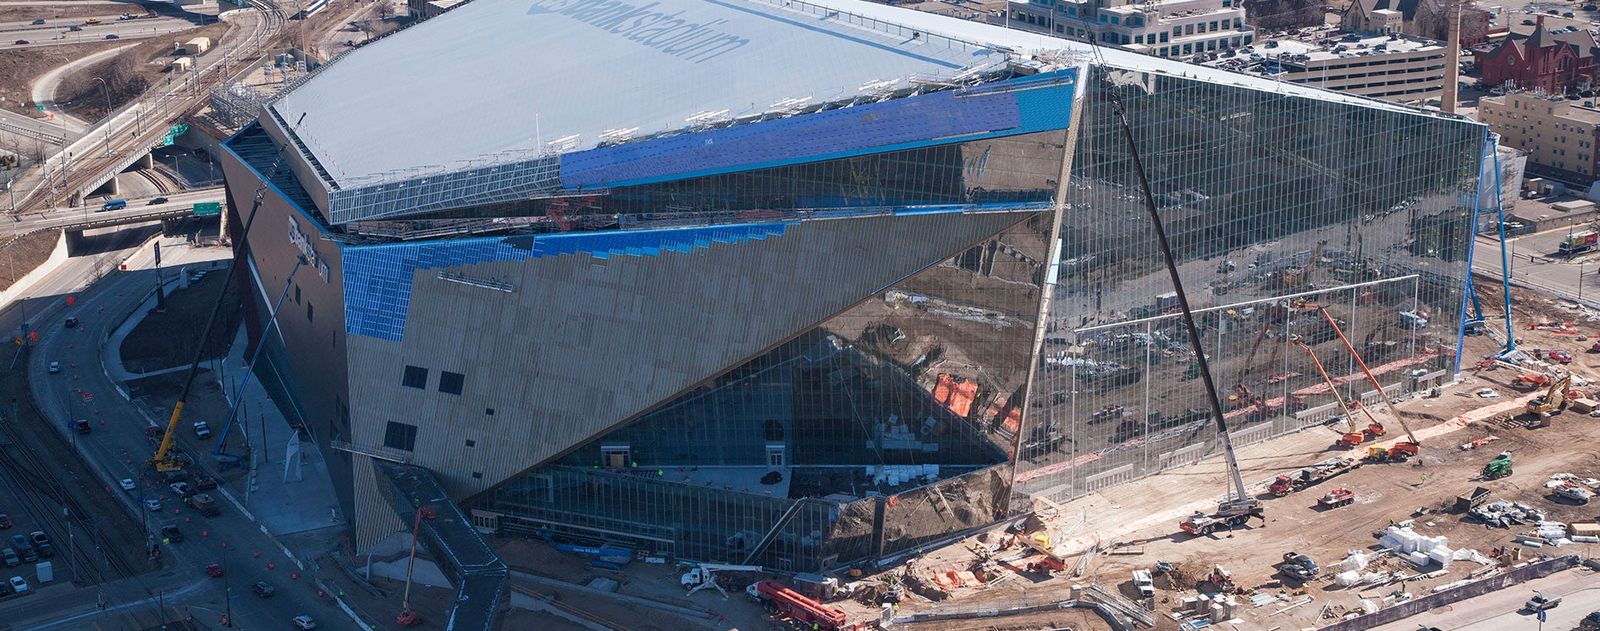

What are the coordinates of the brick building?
(1478, 91, 1600, 183)
(1342, 0, 1490, 46)
(1478, 16, 1599, 94)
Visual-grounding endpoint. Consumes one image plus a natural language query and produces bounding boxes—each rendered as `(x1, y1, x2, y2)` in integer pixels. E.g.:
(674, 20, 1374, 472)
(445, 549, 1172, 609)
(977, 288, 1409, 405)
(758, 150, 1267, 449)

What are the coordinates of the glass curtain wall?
(1014, 68, 1484, 504)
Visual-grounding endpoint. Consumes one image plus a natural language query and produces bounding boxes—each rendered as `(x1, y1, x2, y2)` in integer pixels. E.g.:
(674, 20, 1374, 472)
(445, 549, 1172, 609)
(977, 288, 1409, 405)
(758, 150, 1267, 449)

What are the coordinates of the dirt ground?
(59, 20, 232, 122)
(119, 271, 242, 372)
(0, 41, 123, 117)
(0, 2, 149, 24)
(838, 280, 1600, 631)
(0, 230, 60, 291)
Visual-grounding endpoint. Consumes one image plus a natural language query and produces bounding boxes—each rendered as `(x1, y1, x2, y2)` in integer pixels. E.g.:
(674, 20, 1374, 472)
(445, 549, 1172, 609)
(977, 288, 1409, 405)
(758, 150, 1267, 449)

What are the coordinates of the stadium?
(218, 0, 1488, 574)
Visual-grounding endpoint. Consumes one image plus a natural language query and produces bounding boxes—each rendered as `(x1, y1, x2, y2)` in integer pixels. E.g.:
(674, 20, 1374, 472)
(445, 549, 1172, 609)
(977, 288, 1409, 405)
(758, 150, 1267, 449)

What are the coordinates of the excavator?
(1315, 308, 1421, 463)
(1290, 337, 1385, 448)
(1525, 373, 1573, 427)
(1278, 241, 1326, 288)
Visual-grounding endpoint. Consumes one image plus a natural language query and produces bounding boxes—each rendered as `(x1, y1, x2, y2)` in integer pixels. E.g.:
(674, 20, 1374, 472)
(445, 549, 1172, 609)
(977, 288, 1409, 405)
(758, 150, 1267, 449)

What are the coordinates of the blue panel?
(341, 223, 789, 341)
(559, 69, 1078, 190)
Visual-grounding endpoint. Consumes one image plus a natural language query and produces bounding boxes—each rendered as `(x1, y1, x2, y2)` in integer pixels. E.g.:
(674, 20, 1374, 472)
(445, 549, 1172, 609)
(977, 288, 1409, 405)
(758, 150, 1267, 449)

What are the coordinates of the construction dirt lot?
(820, 280, 1600, 631)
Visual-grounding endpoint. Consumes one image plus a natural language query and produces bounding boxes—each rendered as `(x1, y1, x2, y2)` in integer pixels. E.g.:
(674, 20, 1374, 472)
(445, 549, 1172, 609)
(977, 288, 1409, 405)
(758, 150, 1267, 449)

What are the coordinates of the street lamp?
(91, 77, 111, 157)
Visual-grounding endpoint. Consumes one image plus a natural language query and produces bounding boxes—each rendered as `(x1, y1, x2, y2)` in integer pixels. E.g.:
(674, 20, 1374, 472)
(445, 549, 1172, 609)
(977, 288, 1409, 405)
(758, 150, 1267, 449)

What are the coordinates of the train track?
(0, 376, 144, 584)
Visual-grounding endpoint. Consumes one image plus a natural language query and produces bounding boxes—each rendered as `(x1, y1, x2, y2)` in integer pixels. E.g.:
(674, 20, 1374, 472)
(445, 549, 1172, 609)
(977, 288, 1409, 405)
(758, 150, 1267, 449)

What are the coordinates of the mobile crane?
(1316, 308, 1421, 463)
(1107, 90, 1262, 537)
(1291, 336, 1384, 448)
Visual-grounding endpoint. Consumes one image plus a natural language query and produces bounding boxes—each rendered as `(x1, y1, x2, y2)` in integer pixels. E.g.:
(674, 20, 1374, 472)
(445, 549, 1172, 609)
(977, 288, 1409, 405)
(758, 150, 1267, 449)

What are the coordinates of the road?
(0, 16, 200, 52)
(30, 42, 137, 133)
(9, 0, 280, 211)
(1473, 226, 1600, 307)
(1371, 566, 1600, 630)
(15, 186, 224, 231)
(6, 240, 349, 629)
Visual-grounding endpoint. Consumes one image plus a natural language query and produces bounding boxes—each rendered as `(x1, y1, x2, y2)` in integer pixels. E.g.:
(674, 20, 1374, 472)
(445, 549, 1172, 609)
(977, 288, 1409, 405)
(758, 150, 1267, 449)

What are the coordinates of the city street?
(0, 237, 349, 629)
(1371, 567, 1600, 631)
(1473, 227, 1600, 306)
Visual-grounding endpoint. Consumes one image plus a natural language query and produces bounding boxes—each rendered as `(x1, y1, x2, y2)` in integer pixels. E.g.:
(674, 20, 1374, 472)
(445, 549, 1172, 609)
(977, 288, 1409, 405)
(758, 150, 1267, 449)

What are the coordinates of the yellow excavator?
(1525, 373, 1573, 427)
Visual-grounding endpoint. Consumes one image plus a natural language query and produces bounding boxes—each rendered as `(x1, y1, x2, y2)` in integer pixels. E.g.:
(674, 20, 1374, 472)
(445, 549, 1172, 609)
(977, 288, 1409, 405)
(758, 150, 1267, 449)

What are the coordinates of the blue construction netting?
(558, 69, 1079, 190)
(341, 223, 790, 341)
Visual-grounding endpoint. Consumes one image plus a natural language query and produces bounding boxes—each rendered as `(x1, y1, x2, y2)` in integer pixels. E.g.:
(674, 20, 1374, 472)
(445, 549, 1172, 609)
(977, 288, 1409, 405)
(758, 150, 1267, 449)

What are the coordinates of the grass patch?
(0, 230, 60, 292)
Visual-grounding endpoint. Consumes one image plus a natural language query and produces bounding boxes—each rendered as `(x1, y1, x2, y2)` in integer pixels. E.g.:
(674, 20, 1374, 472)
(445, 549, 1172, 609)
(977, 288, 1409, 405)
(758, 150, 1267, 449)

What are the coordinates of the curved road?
(30, 42, 137, 132)
(15, 247, 350, 629)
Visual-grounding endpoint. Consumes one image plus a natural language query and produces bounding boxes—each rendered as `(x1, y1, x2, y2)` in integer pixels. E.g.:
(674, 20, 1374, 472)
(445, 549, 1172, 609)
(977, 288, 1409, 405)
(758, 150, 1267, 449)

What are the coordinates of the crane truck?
(1292, 337, 1384, 448)
(682, 563, 766, 598)
(1317, 308, 1421, 463)
(745, 580, 852, 630)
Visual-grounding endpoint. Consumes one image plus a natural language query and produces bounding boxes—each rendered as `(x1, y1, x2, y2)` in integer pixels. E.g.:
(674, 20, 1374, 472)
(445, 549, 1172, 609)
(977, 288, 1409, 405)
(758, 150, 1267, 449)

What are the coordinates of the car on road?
(29, 532, 52, 558)
(9, 535, 34, 563)
(119, 478, 136, 491)
(147, 196, 168, 205)
(68, 24, 80, 31)
(143, 497, 162, 512)
(100, 198, 126, 211)
(1527, 592, 1562, 612)
(160, 525, 182, 543)
(47, 361, 59, 374)
(192, 474, 217, 490)
(9, 577, 27, 593)
(169, 482, 194, 497)
(292, 615, 316, 629)
(0, 514, 9, 529)
(192, 421, 211, 440)
(12, 40, 28, 45)
(0, 547, 16, 567)
(251, 581, 276, 597)
(64, 317, 78, 328)
(70, 419, 91, 434)
(30, 19, 43, 24)
(103, 33, 118, 39)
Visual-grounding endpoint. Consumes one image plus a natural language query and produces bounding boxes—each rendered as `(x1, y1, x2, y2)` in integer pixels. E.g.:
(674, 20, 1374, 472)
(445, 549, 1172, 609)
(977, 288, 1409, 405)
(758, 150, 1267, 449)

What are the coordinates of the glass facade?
(467, 65, 1483, 572)
(1014, 67, 1481, 502)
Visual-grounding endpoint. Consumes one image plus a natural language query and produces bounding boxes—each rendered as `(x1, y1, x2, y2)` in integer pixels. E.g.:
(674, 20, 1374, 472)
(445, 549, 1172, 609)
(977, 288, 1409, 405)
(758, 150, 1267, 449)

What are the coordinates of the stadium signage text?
(289, 217, 332, 283)
(526, 0, 749, 64)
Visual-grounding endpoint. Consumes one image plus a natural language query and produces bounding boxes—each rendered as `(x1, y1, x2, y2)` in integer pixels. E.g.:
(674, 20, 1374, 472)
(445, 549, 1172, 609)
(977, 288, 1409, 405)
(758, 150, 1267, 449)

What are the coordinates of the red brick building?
(1478, 16, 1600, 94)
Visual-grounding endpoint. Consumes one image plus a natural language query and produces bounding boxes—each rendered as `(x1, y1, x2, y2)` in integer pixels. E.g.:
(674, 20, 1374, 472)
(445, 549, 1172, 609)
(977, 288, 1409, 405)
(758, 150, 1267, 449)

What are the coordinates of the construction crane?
(1316, 308, 1420, 462)
(1279, 241, 1326, 288)
(681, 563, 766, 598)
(150, 150, 285, 472)
(1107, 89, 1261, 530)
(1291, 336, 1383, 448)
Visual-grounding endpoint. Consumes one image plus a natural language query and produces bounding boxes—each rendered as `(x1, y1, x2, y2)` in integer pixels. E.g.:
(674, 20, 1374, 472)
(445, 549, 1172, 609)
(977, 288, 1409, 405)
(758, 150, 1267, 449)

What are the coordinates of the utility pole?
(154, 241, 165, 312)
(1441, 0, 1462, 113)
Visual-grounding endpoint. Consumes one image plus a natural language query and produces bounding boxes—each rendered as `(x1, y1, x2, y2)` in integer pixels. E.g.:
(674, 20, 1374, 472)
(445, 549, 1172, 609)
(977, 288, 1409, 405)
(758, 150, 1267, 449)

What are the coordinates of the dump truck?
(745, 580, 850, 630)
(1454, 486, 1492, 513)
(1365, 442, 1419, 463)
(186, 493, 220, 517)
(1559, 230, 1600, 255)
(1269, 457, 1362, 496)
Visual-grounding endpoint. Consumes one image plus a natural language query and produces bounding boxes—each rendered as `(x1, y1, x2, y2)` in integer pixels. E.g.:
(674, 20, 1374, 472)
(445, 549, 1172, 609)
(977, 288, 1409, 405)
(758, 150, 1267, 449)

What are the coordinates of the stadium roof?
(271, 0, 1444, 190)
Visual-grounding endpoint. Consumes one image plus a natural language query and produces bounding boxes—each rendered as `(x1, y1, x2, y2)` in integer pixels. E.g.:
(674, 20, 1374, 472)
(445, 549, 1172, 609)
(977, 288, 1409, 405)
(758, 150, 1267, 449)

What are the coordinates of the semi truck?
(745, 580, 852, 630)
(1560, 230, 1600, 255)
(1269, 457, 1362, 496)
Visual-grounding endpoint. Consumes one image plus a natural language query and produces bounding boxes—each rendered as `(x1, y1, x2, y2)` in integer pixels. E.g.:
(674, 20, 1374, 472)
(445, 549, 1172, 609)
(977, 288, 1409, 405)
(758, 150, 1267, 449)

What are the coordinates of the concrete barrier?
(1316, 555, 1581, 631)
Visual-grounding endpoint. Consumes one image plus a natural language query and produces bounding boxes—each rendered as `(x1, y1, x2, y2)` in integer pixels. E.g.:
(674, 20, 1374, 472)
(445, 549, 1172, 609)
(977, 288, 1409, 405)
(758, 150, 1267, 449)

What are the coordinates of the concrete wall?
(1316, 555, 1581, 631)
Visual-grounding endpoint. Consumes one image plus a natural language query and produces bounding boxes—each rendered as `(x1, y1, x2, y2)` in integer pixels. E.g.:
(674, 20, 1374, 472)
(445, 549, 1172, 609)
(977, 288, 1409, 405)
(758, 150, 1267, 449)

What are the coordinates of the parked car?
(292, 615, 316, 629)
(192, 474, 217, 490)
(0, 514, 10, 529)
(169, 482, 195, 497)
(147, 196, 168, 205)
(160, 525, 183, 543)
(8, 535, 34, 563)
(47, 362, 59, 374)
(143, 497, 162, 512)
(252, 581, 276, 597)
(0, 547, 16, 568)
(64, 317, 78, 328)
(1548, 350, 1574, 364)
(29, 532, 52, 558)
(69, 419, 91, 434)
(119, 478, 136, 492)
(1527, 592, 1562, 612)
(9, 576, 27, 593)
(192, 421, 211, 440)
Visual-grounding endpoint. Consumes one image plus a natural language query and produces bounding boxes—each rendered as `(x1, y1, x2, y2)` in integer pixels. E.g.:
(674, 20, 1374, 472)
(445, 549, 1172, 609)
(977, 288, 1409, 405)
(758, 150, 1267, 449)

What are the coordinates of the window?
(472, 472, 483, 480)
(485, 408, 495, 416)
(1185, 23, 1194, 35)
(384, 421, 418, 452)
(466, 439, 476, 447)
(402, 365, 430, 389)
(439, 371, 465, 395)
(294, 285, 301, 304)
(306, 302, 314, 322)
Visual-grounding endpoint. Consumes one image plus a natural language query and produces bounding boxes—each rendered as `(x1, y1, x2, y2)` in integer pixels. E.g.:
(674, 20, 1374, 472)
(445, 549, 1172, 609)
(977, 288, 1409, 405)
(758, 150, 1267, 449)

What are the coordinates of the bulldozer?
(1525, 374, 1573, 427)
(1481, 452, 1513, 480)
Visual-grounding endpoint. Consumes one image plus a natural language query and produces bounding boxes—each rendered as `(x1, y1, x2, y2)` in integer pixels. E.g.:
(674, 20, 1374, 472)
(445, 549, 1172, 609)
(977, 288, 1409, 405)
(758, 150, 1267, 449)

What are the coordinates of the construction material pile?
(1377, 526, 1454, 568)
(1468, 500, 1546, 528)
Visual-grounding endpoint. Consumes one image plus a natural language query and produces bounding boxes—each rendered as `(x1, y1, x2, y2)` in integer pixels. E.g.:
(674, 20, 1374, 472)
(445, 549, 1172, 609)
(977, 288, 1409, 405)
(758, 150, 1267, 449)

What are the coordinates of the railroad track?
(0, 384, 143, 584)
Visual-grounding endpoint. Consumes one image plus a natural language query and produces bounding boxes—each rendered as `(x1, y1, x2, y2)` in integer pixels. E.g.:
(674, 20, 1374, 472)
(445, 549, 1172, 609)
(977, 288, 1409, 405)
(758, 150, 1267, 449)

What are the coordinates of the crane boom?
(1110, 98, 1252, 510)
(1292, 337, 1376, 432)
(1317, 307, 1419, 445)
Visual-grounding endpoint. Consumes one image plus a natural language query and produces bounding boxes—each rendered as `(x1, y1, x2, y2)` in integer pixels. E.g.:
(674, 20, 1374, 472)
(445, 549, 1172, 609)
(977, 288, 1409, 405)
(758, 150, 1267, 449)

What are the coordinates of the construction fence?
(1315, 554, 1582, 631)
(888, 592, 1134, 630)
